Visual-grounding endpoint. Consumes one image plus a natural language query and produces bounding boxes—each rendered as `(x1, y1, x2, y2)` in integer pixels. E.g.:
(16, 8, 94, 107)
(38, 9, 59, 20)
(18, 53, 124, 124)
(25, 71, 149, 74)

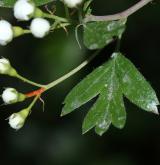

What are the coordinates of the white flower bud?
(0, 20, 13, 46)
(2, 88, 26, 104)
(0, 58, 18, 76)
(0, 58, 11, 74)
(63, 0, 83, 8)
(30, 18, 50, 38)
(2, 88, 18, 104)
(14, 0, 35, 21)
(8, 108, 29, 130)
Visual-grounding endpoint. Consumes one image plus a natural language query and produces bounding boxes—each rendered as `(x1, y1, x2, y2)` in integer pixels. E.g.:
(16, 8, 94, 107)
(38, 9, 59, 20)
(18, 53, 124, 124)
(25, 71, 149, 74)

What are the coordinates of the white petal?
(8, 113, 24, 130)
(2, 88, 18, 104)
(0, 20, 13, 46)
(30, 18, 50, 38)
(63, 0, 83, 8)
(14, 0, 35, 21)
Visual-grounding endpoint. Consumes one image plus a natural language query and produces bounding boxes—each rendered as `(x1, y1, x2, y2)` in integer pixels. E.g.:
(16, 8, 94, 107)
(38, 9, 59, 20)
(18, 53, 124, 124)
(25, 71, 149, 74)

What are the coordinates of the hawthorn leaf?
(115, 53, 159, 114)
(82, 89, 112, 135)
(83, 19, 126, 50)
(95, 117, 111, 136)
(61, 59, 113, 116)
(62, 52, 159, 136)
(83, 64, 126, 135)
(106, 74, 126, 130)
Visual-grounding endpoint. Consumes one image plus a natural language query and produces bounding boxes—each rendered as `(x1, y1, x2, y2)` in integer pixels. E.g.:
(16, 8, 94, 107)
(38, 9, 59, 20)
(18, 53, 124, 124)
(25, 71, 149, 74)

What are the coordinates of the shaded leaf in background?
(83, 19, 126, 50)
(83, 0, 93, 15)
(0, 0, 53, 7)
(62, 52, 159, 135)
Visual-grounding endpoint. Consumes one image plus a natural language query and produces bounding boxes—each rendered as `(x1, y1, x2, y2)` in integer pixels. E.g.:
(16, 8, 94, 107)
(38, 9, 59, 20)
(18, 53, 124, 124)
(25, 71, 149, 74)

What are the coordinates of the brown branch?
(84, 0, 152, 23)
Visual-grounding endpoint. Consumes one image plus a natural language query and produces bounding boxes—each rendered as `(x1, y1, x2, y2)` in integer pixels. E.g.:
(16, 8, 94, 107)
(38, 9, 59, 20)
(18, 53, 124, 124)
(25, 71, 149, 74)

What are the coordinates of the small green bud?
(13, 26, 25, 37)
(0, 58, 11, 74)
(18, 93, 26, 102)
(34, 8, 44, 18)
(8, 68, 18, 77)
(0, 58, 18, 77)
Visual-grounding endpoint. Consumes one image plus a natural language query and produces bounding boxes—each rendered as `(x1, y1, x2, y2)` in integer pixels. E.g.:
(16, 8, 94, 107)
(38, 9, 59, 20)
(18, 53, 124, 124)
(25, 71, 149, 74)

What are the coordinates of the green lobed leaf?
(83, 19, 126, 50)
(83, 61, 126, 135)
(115, 53, 159, 114)
(61, 60, 113, 116)
(94, 116, 111, 136)
(62, 52, 159, 135)
(105, 72, 126, 130)
(0, 0, 53, 7)
(83, 89, 112, 136)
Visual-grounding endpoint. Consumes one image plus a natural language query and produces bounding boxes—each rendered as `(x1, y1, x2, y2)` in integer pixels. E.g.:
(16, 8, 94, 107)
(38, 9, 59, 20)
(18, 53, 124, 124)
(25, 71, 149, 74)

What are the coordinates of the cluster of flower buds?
(0, 0, 51, 46)
(0, 57, 45, 130)
(1, 86, 29, 130)
(0, 58, 26, 130)
(0, 0, 84, 130)
(0, 0, 85, 46)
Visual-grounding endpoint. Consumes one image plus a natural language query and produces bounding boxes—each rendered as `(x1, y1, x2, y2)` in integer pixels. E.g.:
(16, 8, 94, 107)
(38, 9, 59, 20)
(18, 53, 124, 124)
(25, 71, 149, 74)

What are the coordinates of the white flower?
(2, 88, 19, 104)
(8, 108, 29, 130)
(1, 88, 26, 104)
(30, 18, 50, 38)
(63, 0, 83, 8)
(0, 20, 13, 46)
(0, 58, 11, 74)
(14, 0, 35, 21)
(8, 113, 24, 130)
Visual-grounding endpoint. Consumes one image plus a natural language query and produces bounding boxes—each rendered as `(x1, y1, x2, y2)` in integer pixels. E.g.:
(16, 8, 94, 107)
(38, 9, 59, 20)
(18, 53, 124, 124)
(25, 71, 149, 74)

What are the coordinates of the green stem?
(51, 21, 59, 30)
(55, 23, 71, 29)
(84, 0, 152, 23)
(43, 13, 68, 22)
(14, 50, 101, 91)
(45, 49, 101, 90)
(16, 74, 46, 88)
(64, 4, 70, 20)
(78, 7, 83, 24)
(23, 30, 31, 34)
(13, 28, 31, 38)
(51, 21, 71, 31)
(28, 95, 40, 110)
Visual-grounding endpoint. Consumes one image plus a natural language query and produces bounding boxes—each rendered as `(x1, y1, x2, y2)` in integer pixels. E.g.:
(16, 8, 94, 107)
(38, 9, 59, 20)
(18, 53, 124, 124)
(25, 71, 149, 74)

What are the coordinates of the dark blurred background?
(0, 0, 160, 165)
